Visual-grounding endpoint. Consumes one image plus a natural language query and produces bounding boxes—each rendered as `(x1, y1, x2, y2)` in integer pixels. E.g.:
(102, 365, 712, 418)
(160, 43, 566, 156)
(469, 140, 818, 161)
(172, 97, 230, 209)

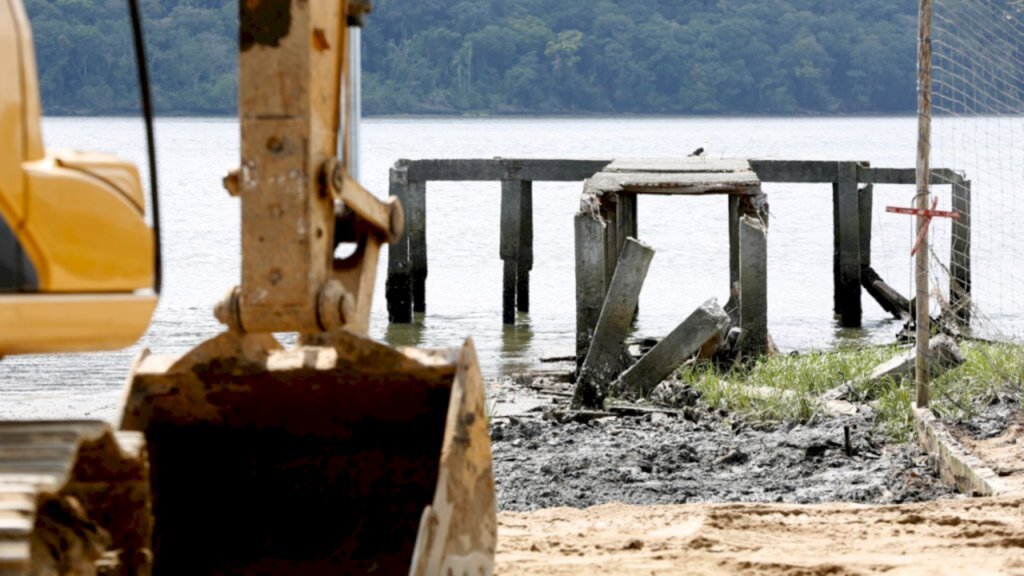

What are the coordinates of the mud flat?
(489, 372, 954, 511)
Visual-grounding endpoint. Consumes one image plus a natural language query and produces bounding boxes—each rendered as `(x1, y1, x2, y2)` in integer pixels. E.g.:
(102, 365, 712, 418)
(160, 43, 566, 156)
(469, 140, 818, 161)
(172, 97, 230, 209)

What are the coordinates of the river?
(0, 115, 1002, 420)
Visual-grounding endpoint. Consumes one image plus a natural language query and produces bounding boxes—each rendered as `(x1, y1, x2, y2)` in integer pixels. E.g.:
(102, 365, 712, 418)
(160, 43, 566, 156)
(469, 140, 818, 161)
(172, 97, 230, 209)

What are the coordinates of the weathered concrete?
(573, 238, 655, 409)
(386, 165, 412, 323)
(575, 212, 608, 370)
(615, 299, 730, 399)
(404, 158, 610, 182)
(726, 196, 741, 324)
(862, 266, 911, 319)
(834, 162, 862, 327)
(739, 216, 768, 356)
(518, 182, 534, 313)
(951, 180, 971, 326)
(913, 404, 1011, 496)
(859, 184, 873, 269)
(868, 334, 964, 386)
(499, 179, 532, 323)
(407, 180, 428, 313)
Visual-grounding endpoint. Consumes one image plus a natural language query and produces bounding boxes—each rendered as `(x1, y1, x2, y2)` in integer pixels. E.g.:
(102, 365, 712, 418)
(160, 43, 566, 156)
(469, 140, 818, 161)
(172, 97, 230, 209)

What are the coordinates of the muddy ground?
(488, 369, 956, 511)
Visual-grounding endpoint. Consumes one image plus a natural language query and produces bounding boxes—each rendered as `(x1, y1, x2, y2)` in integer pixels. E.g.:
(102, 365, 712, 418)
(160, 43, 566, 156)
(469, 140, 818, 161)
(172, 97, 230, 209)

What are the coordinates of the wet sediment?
(490, 373, 956, 512)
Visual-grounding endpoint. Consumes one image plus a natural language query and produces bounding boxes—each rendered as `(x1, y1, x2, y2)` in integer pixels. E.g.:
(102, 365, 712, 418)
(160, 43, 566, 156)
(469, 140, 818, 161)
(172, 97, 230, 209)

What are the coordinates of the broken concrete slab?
(820, 335, 965, 408)
(573, 238, 655, 409)
(614, 299, 730, 400)
(868, 334, 964, 386)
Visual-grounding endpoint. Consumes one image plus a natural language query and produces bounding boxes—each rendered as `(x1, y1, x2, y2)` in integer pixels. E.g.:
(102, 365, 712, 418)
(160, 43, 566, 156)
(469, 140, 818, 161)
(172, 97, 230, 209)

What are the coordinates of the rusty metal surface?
(123, 331, 495, 575)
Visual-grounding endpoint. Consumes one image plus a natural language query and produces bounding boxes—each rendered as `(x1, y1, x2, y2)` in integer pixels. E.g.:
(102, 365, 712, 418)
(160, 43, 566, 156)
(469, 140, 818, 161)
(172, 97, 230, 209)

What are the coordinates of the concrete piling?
(575, 212, 608, 368)
(386, 165, 413, 323)
(833, 162, 862, 327)
(859, 184, 873, 269)
(951, 179, 971, 325)
(616, 299, 730, 399)
(740, 215, 768, 356)
(500, 180, 532, 324)
(573, 238, 655, 409)
(407, 180, 428, 313)
(517, 181, 534, 313)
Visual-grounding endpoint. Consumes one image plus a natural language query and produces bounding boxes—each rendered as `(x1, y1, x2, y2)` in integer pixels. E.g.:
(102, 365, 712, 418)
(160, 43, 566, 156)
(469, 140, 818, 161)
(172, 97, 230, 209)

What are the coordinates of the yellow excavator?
(0, 0, 496, 574)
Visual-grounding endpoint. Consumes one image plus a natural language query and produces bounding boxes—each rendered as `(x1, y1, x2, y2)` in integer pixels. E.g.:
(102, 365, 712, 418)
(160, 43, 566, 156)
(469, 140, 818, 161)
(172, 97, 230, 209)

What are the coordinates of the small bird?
(688, 147, 705, 157)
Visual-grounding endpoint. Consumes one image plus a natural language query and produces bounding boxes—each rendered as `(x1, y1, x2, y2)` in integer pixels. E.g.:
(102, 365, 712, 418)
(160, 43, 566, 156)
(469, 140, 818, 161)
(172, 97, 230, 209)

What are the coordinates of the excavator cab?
(0, 0, 157, 356)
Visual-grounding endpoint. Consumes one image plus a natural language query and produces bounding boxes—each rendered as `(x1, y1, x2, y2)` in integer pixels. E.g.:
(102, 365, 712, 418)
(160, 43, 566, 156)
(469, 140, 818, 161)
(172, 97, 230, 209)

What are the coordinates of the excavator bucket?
(122, 330, 496, 575)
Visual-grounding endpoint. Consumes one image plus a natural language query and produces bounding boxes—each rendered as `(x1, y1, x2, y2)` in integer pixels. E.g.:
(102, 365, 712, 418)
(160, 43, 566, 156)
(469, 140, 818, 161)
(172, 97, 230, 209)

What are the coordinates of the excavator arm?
(122, 1, 497, 574)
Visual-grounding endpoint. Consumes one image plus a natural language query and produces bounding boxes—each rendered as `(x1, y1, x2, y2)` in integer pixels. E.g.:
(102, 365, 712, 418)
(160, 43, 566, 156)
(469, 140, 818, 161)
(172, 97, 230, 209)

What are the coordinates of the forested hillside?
(25, 0, 919, 115)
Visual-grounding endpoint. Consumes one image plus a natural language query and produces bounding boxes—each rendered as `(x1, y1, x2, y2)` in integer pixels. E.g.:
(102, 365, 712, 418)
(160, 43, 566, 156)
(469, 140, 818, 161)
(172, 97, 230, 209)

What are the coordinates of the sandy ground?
(496, 496, 1024, 575)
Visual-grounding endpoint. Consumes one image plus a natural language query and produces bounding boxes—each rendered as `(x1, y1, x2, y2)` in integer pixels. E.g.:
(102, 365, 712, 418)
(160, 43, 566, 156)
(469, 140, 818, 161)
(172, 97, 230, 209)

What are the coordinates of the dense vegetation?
(25, 0, 919, 116)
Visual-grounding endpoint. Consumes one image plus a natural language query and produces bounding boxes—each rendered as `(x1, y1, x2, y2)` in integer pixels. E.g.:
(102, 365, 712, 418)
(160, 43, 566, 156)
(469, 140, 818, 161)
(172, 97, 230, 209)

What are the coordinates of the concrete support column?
(727, 195, 741, 324)
(407, 180, 427, 313)
(740, 215, 768, 356)
(500, 180, 532, 324)
(833, 162, 862, 327)
(517, 182, 534, 313)
(951, 179, 972, 326)
(575, 212, 607, 371)
(386, 165, 413, 323)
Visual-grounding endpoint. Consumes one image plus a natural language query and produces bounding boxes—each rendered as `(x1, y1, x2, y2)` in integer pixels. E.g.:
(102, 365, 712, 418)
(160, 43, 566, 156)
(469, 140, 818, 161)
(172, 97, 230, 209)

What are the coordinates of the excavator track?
(0, 421, 151, 575)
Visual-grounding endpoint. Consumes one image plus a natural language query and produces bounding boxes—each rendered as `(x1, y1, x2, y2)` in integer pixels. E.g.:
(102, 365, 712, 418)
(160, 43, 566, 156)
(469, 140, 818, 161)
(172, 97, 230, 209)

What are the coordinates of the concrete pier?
(384, 158, 970, 345)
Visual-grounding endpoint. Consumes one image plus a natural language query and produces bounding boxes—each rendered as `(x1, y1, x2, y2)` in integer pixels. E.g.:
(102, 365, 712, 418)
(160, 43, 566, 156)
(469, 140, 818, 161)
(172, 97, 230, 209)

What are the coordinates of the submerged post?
(834, 161, 862, 328)
(517, 181, 534, 313)
(408, 180, 427, 313)
(916, 0, 933, 407)
(386, 164, 413, 323)
(500, 180, 528, 324)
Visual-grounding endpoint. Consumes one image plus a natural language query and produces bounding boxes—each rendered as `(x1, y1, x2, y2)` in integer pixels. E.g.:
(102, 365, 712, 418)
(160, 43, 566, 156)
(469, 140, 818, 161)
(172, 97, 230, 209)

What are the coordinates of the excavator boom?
(122, 1, 497, 574)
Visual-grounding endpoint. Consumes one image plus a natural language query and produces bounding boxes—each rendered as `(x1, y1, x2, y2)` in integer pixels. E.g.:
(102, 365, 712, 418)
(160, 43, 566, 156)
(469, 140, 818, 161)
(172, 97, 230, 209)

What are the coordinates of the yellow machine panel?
(0, 293, 157, 355)
(21, 158, 153, 292)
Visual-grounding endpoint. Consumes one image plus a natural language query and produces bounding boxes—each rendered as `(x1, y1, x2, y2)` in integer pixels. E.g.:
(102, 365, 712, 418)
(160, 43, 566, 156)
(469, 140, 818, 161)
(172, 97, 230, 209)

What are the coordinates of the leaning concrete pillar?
(616, 299, 730, 399)
(573, 238, 655, 409)
(386, 164, 413, 323)
(575, 212, 607, 371)
(740, 215, 768, 356)
(407, 180, 428, 314)
(833, 161, 862, 327)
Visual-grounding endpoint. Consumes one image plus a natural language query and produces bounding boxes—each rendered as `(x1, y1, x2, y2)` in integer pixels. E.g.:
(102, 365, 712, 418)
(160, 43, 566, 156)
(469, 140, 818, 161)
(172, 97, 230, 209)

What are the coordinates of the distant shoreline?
(43, 111, 920, 120)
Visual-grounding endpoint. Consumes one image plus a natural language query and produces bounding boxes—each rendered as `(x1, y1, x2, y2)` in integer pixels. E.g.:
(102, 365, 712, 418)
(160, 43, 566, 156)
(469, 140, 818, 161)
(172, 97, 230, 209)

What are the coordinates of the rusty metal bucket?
(122, 330, 495, 575)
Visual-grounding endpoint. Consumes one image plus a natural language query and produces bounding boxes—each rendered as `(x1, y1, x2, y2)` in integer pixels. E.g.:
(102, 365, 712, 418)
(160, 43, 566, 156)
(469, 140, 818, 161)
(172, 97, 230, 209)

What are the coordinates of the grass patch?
(678, 341, 1024, 442)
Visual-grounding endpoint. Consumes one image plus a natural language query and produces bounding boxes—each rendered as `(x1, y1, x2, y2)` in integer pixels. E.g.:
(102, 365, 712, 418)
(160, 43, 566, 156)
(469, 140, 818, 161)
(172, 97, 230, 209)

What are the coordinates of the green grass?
(677, 342, 1024, 442)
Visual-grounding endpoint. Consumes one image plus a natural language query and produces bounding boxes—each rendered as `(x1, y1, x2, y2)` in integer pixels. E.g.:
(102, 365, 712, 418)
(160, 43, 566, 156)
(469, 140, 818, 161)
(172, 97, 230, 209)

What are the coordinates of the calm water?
(1, 116, 1002, 419)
